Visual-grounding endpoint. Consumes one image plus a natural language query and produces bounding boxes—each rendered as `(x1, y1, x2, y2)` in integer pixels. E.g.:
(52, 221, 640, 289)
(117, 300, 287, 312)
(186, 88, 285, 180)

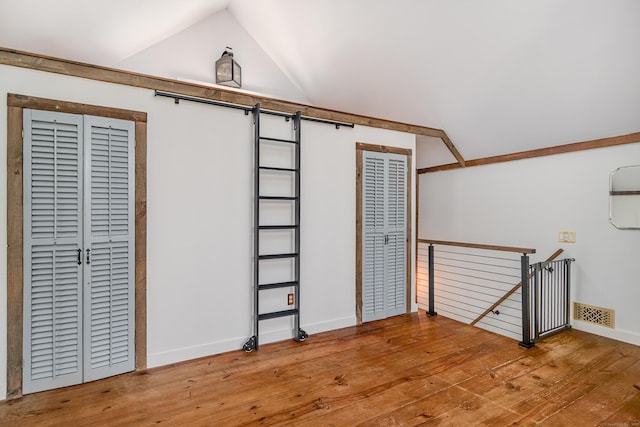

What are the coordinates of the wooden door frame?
(6, 93, 147, 399)
(355, 142, 412, 324)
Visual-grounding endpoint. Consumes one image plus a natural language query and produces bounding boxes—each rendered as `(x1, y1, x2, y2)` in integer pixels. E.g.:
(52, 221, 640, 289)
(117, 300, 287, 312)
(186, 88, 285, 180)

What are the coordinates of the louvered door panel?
(363, 156, 384, 229)
(385, 156, 407, 317)
(23, 110, 84, 393)
(362, 234, 385, 321)
(90, 125, 131, 237)
(88, 243, 131, 370)
(362, 154, 386, 322)
(385, 233, 406, 316)
(83, 116, 135, 382)
(387, 158, 406, 230)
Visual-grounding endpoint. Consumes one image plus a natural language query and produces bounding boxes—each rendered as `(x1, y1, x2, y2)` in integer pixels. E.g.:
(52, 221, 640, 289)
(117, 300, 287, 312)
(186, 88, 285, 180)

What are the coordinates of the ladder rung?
(259, 253, 299, 260)
(258, 309, 299, 321)
(259, 136, 297, 144)
(259, 166, 299, 172)
(259, 281, 299, 290)
(259, 225, 299, 230)
(259, 196, 298, 201)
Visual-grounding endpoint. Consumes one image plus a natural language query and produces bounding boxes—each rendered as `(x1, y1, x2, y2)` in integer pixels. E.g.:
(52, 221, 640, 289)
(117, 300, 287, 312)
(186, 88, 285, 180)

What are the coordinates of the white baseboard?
(301, 315, 356, 335)
(147, 315, 357, 369)
(0, 382, 6, 402)
(147, 336, 249, 368)
(571, 321, 640, 346)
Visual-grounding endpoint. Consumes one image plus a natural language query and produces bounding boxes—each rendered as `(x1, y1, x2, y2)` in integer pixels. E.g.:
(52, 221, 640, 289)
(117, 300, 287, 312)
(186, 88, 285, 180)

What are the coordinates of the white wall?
(0, 64, 416, 400)
(419, 143, 640, 345)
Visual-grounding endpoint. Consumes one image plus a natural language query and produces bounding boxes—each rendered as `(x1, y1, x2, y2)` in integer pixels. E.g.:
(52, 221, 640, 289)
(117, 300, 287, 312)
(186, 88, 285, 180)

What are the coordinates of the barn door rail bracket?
(154, 90, 355, 129)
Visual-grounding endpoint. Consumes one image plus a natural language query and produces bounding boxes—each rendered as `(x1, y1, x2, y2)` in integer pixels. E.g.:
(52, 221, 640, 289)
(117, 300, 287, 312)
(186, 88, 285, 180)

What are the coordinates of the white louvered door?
(362, 151, 407, 322)
(23, 110, 135, 394)
(83, 116, 135, 382)
(385, 157, 407, 317)
(23, 110, 85, 393)
(362, 155, 385, 322)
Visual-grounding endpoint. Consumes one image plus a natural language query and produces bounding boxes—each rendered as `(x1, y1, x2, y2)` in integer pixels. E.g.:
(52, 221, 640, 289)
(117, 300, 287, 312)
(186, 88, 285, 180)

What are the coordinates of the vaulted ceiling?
(1, 0, 639, 167)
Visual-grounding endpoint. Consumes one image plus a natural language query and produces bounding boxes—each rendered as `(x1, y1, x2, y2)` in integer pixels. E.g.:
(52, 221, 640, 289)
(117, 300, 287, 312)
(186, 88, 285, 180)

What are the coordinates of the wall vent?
(573, 302, 615, 328)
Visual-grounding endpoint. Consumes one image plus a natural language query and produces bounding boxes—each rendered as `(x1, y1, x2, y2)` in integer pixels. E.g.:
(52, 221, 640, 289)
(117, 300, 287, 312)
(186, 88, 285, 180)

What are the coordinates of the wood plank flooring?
(1, 312, 639, 426)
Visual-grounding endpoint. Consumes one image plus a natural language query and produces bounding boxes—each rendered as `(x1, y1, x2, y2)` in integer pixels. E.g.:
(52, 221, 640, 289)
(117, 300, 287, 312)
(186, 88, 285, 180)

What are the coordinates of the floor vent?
(574, 302, 615, 328)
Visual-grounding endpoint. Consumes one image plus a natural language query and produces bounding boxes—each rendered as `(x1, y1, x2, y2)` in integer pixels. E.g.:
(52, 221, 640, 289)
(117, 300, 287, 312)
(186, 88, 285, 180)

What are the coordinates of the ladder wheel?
(243, 336, 257, 353)
(297, 329, 308, 342)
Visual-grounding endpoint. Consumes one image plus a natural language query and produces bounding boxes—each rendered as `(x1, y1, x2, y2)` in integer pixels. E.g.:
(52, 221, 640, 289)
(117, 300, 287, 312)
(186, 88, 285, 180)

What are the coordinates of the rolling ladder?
(243, 103, 308, 352)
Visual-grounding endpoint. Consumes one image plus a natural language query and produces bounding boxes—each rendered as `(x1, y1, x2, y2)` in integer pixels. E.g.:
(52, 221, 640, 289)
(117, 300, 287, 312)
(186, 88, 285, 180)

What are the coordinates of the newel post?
(519, 253, 535, 348)
(427, 244, 437, 316)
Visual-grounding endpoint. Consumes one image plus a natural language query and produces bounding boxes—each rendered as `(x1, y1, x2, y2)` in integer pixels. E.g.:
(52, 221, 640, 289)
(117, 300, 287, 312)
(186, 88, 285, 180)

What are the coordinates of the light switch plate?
(558, 231, 576, 243)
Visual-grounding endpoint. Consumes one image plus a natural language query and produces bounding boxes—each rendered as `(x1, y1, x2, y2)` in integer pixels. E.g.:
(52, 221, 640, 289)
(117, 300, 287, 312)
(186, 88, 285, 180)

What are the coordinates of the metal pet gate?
(520, 258, 575, 347)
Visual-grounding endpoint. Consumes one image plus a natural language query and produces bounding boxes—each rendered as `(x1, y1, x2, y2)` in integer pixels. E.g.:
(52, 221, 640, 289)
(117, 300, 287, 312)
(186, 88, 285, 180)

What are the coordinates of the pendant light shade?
(215, 47, 241, 88)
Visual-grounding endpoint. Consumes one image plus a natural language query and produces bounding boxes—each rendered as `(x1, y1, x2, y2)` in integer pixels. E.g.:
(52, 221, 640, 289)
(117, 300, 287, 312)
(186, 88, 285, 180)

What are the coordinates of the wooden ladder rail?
(470, 248, 565, 326)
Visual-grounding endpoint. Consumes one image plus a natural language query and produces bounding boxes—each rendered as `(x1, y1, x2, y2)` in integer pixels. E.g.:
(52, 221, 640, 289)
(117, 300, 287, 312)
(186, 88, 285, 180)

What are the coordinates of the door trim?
(6, 93, 147, 399)
(355, 142, 412, 324)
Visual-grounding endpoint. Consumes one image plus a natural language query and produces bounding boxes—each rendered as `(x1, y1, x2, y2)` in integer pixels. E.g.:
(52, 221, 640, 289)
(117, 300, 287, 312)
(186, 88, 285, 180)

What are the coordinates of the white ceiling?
(1, 0, 639, 166)
(0, 0, 230, 65)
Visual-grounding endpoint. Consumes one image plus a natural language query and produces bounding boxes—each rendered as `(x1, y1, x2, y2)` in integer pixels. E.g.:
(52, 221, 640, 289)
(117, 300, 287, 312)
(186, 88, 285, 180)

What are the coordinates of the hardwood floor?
(1, 312, 639, 426)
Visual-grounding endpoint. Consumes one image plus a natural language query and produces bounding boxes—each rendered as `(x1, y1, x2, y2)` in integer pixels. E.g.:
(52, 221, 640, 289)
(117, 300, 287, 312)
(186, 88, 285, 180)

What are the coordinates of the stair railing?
(418, 239, 573, 347)
(419, 239, 535, 342)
